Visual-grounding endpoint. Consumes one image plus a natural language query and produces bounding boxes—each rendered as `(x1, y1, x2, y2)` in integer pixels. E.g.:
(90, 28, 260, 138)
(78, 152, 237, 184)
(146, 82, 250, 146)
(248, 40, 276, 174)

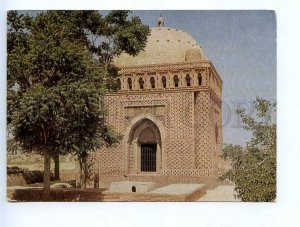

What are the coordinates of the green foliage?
(87, 10, 150, 90)
(8, 11, 106, 157)
(221, 98, 276, 202)
(7, 10, 149, 189)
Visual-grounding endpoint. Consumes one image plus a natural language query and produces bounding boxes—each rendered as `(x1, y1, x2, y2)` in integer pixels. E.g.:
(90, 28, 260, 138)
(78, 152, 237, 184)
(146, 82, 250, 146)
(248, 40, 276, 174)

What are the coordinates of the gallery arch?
(150, 77, 156, 89)
(162, 76, 167, 88)
(138, 77, 144, 89)
(186, 74, 191, 87)
(174, 75, 179, 88)
(127, 78, 132, 90)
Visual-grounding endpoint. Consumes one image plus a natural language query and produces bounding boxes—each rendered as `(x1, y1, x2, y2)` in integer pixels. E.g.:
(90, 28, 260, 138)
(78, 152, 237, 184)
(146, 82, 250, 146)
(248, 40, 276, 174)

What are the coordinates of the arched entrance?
(126, 116, 163, 174)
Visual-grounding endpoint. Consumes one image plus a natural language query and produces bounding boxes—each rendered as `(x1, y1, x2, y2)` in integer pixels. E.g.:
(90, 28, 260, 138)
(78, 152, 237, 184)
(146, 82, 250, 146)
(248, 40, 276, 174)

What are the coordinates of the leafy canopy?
(7, 10, 149, 158)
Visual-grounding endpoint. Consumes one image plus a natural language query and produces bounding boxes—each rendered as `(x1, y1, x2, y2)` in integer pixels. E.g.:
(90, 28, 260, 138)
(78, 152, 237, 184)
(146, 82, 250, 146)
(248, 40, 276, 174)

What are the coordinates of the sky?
(13, 10, 277, 146)
(128, 10, 277, 146)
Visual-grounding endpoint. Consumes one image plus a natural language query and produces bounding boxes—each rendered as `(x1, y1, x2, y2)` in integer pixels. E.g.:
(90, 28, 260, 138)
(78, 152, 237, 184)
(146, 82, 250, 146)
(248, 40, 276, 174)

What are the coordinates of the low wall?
(7, 166, 54, 186)
(12, 188, 107, 202)
(12, 186, 206, 202)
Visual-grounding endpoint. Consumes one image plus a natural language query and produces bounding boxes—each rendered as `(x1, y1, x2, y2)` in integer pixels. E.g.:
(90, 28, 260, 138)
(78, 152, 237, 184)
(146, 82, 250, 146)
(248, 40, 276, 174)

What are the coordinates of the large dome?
(113, 26, 208, 68)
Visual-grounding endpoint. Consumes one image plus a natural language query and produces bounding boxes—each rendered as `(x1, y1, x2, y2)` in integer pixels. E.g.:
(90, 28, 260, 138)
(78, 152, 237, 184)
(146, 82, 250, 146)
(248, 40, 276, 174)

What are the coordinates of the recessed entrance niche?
(127, 118, 162, 174)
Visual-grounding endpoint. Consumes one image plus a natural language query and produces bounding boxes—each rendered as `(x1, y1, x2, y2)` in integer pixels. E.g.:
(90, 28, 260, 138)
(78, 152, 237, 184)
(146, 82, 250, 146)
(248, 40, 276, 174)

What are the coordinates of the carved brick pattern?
(119, 62, 209, 74)
(97, 169, 126, 175)
(95, 143, 125, 175)
(194, 90, 213, 173)
(128, 144, 135, 174)
(167, 92, 194, 139)
(139, 128, 157, 142)
(97, 92, 195, 176)
(124, 105, 166, 123)
(166, 140, 194, 169)
(162, 169, 212, 176)
(96, 88, 221, 178)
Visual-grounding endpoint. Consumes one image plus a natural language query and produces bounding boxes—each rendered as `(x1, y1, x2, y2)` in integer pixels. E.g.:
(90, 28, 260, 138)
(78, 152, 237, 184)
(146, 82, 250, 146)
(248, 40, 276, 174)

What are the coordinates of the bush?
(221, 98, 276, 202)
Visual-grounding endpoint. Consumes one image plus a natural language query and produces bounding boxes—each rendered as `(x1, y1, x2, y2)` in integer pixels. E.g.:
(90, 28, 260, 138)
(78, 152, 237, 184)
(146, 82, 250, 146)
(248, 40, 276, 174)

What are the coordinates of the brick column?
(194, 90, 213, 174)
(168, 72, 172, 88)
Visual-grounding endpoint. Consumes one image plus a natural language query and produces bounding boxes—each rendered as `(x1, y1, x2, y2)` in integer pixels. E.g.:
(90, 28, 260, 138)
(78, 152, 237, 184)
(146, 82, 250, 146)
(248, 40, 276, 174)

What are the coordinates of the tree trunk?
(94, 173, 99, 189)
(84, 155, 88, 187)
(79, 155, 87, 189)
(53, 153, 60, 181)
(43, 152, 51, 200)
(104, 64, 108, 81)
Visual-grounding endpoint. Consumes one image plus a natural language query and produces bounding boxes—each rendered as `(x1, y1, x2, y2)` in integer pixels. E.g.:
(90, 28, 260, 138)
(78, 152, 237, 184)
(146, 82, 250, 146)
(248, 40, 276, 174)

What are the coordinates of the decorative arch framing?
(124, 113, 166, 174)
(124, 113, 166, 142)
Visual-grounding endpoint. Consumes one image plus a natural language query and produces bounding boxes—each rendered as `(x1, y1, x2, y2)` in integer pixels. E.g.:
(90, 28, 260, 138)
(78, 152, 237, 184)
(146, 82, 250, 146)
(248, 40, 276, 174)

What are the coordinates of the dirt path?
(198, 185, 241, 201)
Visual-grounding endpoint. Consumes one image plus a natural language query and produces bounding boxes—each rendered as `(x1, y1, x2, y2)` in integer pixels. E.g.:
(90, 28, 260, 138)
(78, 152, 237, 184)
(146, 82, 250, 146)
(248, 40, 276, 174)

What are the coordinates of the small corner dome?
(185, 48, 201, 62)
(157, 16, 165, 27)
(113, 26, 208, 68)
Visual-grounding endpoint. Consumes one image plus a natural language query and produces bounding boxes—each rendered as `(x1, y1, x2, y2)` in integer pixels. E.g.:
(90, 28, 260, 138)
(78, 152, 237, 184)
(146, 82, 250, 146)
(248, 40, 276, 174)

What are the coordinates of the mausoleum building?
(94, 18, 223, 188)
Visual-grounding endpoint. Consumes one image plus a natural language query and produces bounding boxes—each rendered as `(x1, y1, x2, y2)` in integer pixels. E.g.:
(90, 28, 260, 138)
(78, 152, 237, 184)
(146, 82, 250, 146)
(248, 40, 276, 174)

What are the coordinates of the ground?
(7, 153, 239, 202)
(198, 186, 241, 201)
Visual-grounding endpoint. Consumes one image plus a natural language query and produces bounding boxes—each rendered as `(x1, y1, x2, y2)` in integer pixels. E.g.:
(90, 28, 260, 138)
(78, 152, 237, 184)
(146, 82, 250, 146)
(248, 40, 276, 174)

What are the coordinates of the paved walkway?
(151, 184, 205, 195)
(198, 185, 241, 201)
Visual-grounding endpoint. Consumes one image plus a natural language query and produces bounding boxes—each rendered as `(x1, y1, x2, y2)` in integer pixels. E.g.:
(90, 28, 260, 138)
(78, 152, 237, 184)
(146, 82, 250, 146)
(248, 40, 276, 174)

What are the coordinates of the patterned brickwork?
(119, 62, 211, 74)
(94, 63, 222, 187)
(162, 169, 212, 176)
(96, 90, 221, 180)
(166, 92, 194, 140)
(194, 90, 213, 172)
(166, 140, 194, 169)
(95, 143, 125, 176)
(96, 91, 197, 176)
(128, 144, 135, 174)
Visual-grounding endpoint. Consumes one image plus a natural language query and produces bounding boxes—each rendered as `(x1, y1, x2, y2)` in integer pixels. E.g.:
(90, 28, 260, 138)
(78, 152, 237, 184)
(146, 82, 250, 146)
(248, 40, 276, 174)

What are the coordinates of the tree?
(86, 10, 150, 89)
(7, 10, 150, 198)
(59, 10, 149, 187)
(221, 98, 276, 202)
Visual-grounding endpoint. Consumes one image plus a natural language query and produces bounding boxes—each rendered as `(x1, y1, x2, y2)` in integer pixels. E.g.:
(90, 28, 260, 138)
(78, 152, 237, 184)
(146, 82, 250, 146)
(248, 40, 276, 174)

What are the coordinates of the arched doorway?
(126, 118, 162, 174)
(139, 127, 157, 172)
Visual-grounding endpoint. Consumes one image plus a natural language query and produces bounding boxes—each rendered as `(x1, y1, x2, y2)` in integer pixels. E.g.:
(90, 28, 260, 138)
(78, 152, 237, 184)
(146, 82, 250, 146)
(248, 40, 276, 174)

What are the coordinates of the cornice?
(118, 61, 213, 74)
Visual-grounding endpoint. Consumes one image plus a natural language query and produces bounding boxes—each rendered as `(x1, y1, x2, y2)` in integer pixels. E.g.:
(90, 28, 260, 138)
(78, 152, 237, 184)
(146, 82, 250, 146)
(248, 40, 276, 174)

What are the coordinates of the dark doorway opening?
(132, 186, 136, 192)
(141, 144, 157, 172)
